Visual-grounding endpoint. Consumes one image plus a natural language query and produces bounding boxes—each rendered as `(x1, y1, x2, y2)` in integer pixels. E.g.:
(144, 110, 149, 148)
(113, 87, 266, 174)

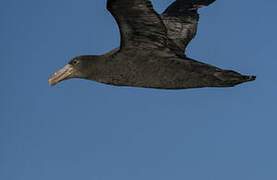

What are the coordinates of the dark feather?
(107, 0, 168, 50)
(161, 0, 216, 52)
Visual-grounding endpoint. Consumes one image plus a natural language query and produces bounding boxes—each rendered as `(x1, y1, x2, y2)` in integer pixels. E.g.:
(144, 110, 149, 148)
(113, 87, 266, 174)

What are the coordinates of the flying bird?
(49, 0, 255, 89)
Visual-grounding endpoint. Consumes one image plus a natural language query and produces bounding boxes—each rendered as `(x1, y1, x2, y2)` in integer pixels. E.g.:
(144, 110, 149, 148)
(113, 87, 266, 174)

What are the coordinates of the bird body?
(49, 0, 255, 89)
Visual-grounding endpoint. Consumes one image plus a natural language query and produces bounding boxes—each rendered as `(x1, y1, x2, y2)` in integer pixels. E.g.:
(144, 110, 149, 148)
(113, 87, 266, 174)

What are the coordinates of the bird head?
(48, 56, 93, 86)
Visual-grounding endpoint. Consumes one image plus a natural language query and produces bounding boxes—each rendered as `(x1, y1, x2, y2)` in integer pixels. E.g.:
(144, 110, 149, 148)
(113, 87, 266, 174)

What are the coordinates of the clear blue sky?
(1, 0, 276, 179)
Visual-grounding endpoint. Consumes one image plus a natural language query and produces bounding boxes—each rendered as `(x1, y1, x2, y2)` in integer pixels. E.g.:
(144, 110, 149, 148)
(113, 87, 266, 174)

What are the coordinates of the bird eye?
(72, 60, 78, 65)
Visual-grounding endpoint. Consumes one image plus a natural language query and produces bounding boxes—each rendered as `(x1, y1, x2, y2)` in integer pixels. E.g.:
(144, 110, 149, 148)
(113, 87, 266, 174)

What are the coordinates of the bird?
(48, 0, 256, 90)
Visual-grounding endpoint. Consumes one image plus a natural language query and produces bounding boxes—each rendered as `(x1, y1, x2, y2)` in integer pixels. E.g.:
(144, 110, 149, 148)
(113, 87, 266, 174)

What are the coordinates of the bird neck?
(84, 55, 116, 83)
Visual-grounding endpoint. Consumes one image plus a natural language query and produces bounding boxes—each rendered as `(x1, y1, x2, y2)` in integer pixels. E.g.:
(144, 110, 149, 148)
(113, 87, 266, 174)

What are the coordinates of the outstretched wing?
(161, 0, 216, 53)
(107, 0, 168, 50)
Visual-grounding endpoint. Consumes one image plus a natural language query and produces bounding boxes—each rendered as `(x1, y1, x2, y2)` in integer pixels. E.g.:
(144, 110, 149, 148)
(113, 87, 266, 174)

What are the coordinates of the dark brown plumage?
(49, 0, 255, 89)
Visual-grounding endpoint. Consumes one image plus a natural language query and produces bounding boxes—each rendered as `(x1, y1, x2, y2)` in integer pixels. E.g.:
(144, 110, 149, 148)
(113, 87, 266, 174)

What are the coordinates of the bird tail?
(214, 70, 256, 87)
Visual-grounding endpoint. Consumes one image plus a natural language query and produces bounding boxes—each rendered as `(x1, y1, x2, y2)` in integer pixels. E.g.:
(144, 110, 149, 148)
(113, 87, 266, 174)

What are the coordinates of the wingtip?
(193, 0, 216, 8)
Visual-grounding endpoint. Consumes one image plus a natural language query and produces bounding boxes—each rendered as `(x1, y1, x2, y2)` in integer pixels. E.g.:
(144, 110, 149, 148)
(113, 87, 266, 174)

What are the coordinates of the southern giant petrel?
(49, 0, 255, 89)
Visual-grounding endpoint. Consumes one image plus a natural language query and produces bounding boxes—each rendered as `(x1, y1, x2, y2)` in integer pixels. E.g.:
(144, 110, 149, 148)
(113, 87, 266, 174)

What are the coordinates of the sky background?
(1, 0, 276, 179)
